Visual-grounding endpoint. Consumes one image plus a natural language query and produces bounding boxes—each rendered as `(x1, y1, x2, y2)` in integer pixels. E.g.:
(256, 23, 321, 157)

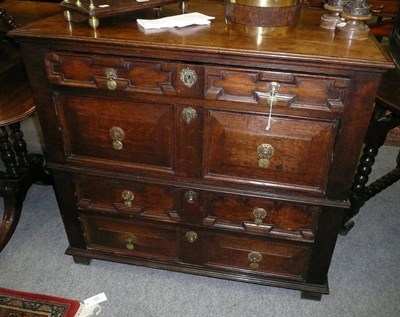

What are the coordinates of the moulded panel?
(75, 174, 178, 222)
(54, 93, 174, 172)
(206, 232, 310, 280)
(204, 66, 349, 118)
(81, 215, 179, 260)
(45, 52, 177, 95)
(203, 110, 337, 193)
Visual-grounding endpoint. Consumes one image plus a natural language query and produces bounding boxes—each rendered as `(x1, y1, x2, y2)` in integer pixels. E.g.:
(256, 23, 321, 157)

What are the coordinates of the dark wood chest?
(10, 0, 393, 299)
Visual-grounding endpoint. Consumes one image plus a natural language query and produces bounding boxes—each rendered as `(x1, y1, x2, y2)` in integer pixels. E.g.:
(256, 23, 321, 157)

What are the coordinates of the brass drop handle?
(121, 190, 134, 207)
(106, 68, 117, 91)
(265, 81, 280, 130)
(253, 207, 267, 225)
(248, 251, 262, 270)
(184, 190, 198, 204)
(257, 143, 274, 169)
(126, 235, 137, 250)
(185, 231, 198, 243)
(109, 126, 125, 150)
(180, 68, 197, 88)
(182, 107, 197, 124)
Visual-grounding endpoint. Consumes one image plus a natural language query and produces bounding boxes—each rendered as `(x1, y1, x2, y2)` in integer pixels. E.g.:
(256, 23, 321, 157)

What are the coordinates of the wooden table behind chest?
(10, 0, 393, 299)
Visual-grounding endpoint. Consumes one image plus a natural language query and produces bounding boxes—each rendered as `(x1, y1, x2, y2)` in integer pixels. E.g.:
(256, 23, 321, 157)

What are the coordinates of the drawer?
(54, 93, 174, 172)
(44, 52, 204, 98)
(81, 215, 179, 260)
(75, 174, 178, 222)
(204, 65, 349, 118)
(203, 110, 337, 193)
(205, 194, 318, 241)
(178, 188, 318, 242)
(205, 232, 310, 280)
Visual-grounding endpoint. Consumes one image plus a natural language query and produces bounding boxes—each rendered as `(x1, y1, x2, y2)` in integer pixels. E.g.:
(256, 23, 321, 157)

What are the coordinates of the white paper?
(137, 12, 215, 30)
(83, 292, 107, 307)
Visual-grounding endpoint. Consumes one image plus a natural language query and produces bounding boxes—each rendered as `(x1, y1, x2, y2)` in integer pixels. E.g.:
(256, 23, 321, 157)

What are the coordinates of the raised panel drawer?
(205, 194, 318, 241)
(75, 174, 178, 222)
(203, 110, 337, 193)
(206, 233, 310, 280)
(204, 65, 349, 118)
(44, 52, 204, 98)
(81, 215, 179, 260)
(54, 93, 174, 172)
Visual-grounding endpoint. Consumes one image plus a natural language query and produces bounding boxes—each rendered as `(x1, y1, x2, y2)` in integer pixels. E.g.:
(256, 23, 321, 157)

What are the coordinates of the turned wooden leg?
(0, 126, 19, 178)
(0, 184, 24, 252)
(9, 122, 31, 168)
(341, 105, 400, 235)
(0, 131, 52, 252)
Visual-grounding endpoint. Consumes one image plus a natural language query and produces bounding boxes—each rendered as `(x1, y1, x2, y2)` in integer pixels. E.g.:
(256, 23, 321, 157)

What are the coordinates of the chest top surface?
(9, 0, 393, 71)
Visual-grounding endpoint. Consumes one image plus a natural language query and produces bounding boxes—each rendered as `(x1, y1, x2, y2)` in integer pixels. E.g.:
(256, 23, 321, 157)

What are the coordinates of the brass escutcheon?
(248, 251, 262, 270)
(121, 190, 134, 207)
(257, 144, 274, 168)
(180, 68, 197, 88)
(185, 231, 198, 243)
(182, 107, 197, 124)
(184, 190, 198, 204)
(253, 207, 267, 225)
(126, 235, 137, 250)
(105, 68, 117, 90)
(109, 127, 125, 150)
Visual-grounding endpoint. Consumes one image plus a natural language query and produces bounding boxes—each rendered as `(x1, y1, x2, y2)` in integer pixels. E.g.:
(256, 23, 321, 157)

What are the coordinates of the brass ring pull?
(121, 190, 134, 207)
(185, 231, 198, 243)
(248, 251, 262, 270)
(109, 126, 125, 150)
(180, 68, 197, 88)
(257, 143, 274, 168)
(184, 190, 197, 204)
(106, 68, 117, 90)
(182, 107, 197, 124)
(253, 207, 267, 225)
(126, 235, 137, 250)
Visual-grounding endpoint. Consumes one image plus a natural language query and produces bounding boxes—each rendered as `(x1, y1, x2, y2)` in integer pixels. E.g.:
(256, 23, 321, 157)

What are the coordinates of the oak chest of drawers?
(10, 0, 393, 299)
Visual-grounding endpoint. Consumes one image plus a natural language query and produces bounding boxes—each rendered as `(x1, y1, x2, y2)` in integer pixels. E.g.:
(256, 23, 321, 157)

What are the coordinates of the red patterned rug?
(0, 287, 81, 317)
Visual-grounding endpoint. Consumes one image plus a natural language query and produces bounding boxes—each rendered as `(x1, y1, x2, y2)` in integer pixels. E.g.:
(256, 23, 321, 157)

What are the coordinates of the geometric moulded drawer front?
(81, 215, 179, 261)
(206, 232, 310, 280)
(204, 65, 349, 118)
(204, 110, 337, 193)
(75, 174, 176, 222)
(44, 52, 177, 95)
(44, 52, 204, 98)
(54, 93, 174, 173)
(205, 194, 319, 241)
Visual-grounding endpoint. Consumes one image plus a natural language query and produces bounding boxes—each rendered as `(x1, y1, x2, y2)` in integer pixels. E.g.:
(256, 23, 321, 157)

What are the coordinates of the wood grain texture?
(9, 0, 394, 299)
